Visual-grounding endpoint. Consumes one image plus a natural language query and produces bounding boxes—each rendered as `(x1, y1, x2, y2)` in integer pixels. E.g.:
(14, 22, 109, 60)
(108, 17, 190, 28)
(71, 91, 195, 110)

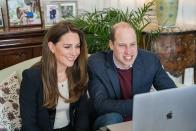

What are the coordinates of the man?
(88, 22, 176, 130)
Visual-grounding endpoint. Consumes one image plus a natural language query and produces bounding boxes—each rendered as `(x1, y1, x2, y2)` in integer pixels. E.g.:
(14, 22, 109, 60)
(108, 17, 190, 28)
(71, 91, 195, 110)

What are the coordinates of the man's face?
(109, 27, 138, 69)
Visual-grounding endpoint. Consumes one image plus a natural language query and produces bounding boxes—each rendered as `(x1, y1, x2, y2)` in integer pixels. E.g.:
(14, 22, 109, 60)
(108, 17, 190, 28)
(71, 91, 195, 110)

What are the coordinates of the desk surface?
(106, 121, 132, 131)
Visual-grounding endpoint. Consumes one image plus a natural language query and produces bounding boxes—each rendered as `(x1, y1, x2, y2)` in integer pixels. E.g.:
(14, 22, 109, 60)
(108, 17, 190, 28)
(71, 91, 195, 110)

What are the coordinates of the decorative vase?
(155, 0, 179, 27)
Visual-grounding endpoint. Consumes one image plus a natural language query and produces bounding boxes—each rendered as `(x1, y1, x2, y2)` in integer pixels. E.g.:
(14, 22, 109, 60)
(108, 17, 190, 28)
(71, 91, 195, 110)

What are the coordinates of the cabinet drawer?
(33, 46, 42, 57)
(0, 48, 32, 69)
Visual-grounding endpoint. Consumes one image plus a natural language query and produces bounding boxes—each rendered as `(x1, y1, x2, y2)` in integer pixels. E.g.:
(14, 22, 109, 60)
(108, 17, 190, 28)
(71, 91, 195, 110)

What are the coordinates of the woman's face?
(48, 32, 80, 70)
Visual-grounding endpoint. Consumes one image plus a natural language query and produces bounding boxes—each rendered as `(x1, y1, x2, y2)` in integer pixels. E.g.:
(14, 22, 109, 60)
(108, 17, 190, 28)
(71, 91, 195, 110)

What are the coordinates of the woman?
(20, 21, 89, 131)
(16, 7, 33, 25)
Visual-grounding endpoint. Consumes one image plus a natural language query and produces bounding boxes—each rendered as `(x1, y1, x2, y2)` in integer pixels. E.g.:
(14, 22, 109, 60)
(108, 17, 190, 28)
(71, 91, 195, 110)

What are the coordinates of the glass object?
(155, 0, 179, 27)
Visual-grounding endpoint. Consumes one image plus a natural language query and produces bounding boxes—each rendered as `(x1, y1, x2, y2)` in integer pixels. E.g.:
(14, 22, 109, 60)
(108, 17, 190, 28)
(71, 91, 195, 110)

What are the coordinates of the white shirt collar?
(113, 55, 132, 70)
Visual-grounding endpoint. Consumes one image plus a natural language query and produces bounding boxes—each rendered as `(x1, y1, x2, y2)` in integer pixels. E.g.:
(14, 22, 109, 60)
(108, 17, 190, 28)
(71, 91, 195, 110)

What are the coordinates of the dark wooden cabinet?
(0, 29, 46, 69)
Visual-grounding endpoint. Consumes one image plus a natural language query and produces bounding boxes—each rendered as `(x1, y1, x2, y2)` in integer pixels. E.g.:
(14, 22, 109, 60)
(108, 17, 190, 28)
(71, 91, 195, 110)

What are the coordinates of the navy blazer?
(88, 49, 176, 118)
(20, 67, 89, 131)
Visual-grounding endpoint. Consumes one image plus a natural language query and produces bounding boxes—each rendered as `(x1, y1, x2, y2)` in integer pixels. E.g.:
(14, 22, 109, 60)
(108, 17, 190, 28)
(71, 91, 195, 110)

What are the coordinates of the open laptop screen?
(133, 86, 196, 131)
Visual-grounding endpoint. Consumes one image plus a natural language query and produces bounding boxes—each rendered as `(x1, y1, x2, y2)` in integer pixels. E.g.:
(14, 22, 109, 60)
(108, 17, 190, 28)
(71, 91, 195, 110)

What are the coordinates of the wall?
(77, 0, 136, 14)
(176, 0, 196, 26)
(1, 0, 196, 28)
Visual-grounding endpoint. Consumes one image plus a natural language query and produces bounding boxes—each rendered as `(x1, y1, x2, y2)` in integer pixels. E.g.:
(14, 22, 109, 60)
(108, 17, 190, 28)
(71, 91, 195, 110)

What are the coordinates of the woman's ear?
(48, 41, 55, 53)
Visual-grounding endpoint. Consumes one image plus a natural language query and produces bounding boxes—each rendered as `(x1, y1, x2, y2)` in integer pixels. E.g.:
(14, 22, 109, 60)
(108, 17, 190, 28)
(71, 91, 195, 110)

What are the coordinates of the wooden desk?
(102, 121, 132, 131)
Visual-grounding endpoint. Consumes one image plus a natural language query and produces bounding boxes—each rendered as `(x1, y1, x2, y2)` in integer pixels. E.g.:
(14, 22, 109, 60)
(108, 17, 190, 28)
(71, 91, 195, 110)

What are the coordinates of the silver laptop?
(132, 86, 196, 131)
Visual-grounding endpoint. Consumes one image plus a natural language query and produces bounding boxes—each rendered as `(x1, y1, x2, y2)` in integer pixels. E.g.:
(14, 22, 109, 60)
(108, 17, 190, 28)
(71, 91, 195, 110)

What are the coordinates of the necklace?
(58, 80, 67, 88)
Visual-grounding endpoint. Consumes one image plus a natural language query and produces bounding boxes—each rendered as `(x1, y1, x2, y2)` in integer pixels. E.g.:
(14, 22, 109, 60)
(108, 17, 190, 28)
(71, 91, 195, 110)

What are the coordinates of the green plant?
(70, 1, 159, 53)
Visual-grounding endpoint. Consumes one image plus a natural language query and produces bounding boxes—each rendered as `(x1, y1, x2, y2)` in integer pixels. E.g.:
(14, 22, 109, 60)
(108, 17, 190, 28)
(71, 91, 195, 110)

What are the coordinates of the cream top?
(53, 80, 70, 129)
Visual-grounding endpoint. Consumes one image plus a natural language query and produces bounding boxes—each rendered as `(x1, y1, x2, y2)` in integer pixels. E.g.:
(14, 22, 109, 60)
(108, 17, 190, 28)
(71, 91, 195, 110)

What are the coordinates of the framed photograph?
(44, 1, 61, 26)
(0, 7, 4, 29)
(44, 1, 77, 27)
(6, 0, 43, 28)
(60, 2, 77, 19)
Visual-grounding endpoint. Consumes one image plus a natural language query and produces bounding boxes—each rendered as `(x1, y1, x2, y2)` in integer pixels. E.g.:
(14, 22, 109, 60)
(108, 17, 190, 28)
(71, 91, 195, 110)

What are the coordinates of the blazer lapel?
(132, 50, 144, 95)
(106, 51, 121, 98)
(47, 108, 56, 128)
(69, 102, 76, 127)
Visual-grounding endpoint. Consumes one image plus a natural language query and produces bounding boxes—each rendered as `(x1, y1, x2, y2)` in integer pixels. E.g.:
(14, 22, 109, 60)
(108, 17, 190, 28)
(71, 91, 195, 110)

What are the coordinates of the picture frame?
(44, 1, 61, 27)
(0, 7, 4, 29)
(60, 2, 77, 20)
(43, 1, 77, 27)
(6, 0, 43, 28)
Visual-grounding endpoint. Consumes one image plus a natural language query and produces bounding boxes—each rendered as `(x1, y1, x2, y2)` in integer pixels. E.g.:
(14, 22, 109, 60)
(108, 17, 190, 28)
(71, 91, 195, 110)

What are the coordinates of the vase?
(155, 0, 179, 27)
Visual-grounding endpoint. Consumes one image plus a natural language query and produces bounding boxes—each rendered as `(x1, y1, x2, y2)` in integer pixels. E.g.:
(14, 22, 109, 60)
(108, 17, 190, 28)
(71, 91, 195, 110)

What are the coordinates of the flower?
(0, 97, 6, 104)
(7, 112, 15, 121)
(12, 103, 19, 110)
(1, 87, 10, 94)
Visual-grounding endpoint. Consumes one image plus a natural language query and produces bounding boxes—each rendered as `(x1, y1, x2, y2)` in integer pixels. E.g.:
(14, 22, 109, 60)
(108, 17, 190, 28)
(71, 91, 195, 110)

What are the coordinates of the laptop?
(132, 86, 196, 131)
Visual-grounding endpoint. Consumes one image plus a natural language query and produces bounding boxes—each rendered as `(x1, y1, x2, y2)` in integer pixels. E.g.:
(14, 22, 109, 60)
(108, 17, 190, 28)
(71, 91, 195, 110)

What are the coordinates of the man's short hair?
(109, 22, 135, 43)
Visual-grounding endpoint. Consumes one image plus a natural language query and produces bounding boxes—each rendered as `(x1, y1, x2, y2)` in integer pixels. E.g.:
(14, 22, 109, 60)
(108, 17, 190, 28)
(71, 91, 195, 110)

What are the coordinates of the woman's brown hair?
(41, 21, 88, 108)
